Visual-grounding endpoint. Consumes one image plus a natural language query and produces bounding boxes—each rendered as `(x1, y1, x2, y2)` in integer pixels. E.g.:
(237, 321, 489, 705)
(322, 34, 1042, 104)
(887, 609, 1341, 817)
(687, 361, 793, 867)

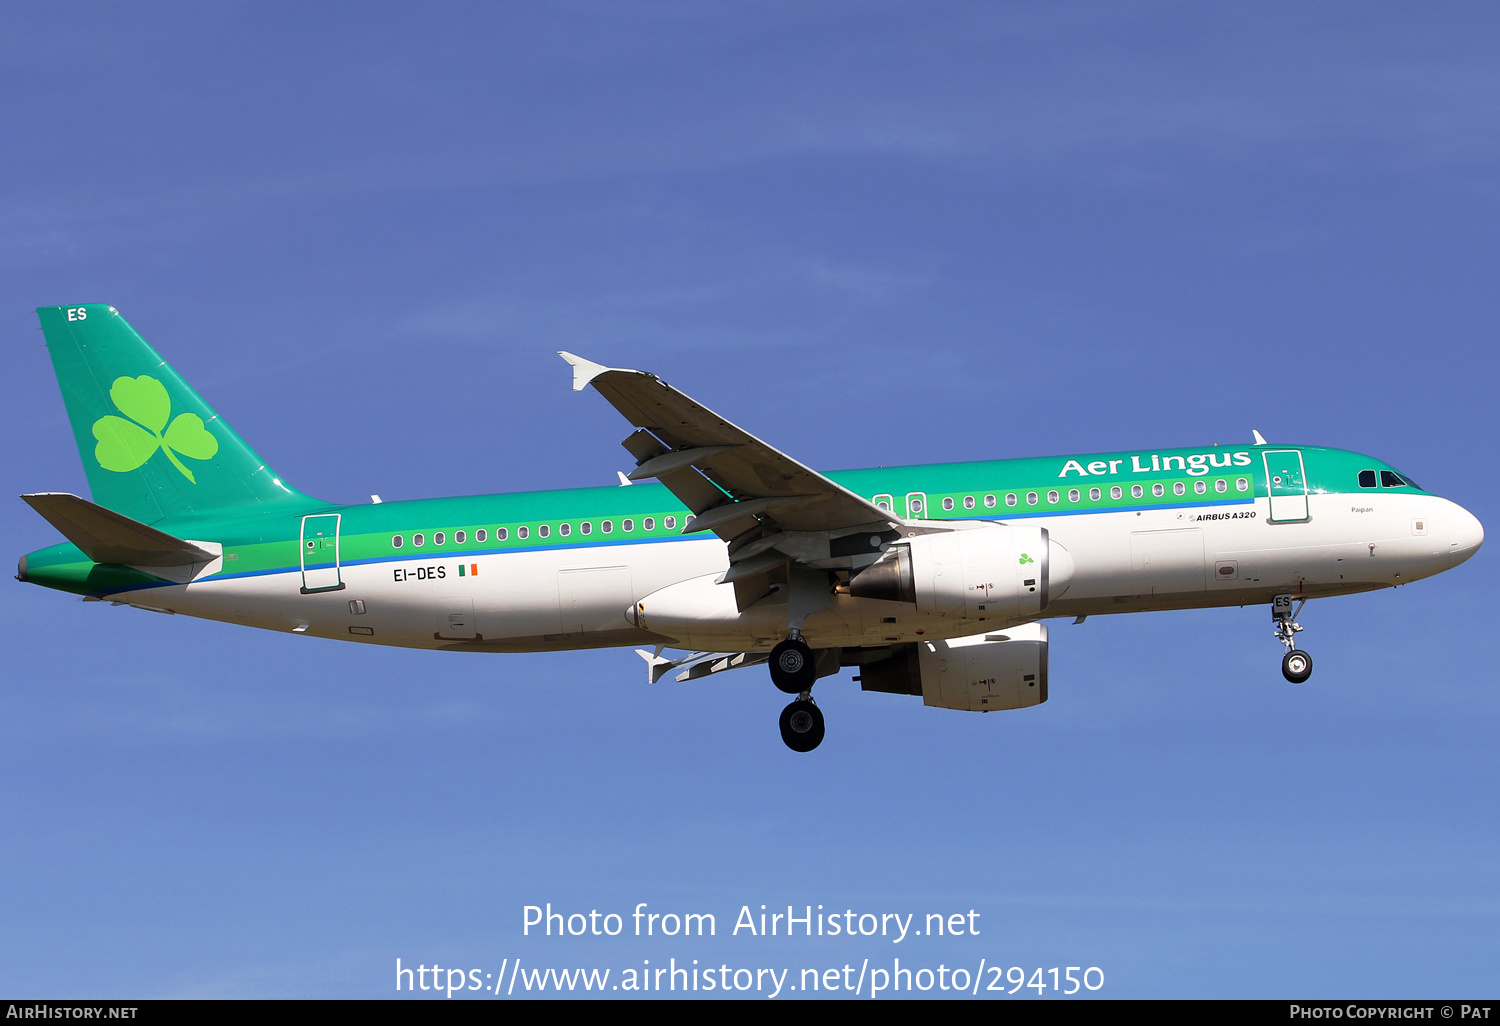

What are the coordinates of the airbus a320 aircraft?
(17, 306, 1485, 751)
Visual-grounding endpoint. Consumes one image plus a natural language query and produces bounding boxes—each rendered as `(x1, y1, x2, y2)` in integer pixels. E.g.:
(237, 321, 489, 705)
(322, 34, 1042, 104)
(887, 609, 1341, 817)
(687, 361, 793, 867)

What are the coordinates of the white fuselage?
(120, 490, 1482, 655)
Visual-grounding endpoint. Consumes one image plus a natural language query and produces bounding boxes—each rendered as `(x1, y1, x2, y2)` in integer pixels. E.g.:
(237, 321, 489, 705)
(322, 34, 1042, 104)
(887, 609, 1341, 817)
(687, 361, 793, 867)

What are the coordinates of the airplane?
(16, 305, 1485, 751)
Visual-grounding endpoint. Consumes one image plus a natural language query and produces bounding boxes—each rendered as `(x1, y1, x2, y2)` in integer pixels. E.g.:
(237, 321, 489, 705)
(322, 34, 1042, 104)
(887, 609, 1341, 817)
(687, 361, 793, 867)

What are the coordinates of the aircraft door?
(905, 492, 928, 519)
(558, 565, 634, 634)
(1131, 528, 1207, 596)
(1263, 450, 1310, 523)
(435, 597, 478, 640)
(300, 514, 343, 593)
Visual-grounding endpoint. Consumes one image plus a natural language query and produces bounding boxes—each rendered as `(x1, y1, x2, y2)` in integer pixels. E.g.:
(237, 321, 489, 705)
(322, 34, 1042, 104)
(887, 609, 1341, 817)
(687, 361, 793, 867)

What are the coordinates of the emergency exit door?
(300, 513, 344, 592)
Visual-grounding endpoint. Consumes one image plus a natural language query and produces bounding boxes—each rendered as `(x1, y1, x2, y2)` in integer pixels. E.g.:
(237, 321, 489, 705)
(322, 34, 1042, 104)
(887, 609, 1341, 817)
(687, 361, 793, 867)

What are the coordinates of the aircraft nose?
(1449, 502, 1484, 568)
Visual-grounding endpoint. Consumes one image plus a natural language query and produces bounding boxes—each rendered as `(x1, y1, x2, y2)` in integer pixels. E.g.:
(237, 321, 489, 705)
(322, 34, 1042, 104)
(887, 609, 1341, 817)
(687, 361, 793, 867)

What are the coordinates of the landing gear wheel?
(769, 637, 816, 694)
(1281, 649, 1313, 684)
(779, 699, 825, 752)
(1272, 595, 1312, 684)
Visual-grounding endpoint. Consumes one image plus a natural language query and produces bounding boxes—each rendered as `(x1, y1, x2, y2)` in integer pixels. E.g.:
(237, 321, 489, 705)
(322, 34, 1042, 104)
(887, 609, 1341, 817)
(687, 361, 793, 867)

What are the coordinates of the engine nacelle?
(848, 524, 1072, 620)
(858, 624, 1049, 712)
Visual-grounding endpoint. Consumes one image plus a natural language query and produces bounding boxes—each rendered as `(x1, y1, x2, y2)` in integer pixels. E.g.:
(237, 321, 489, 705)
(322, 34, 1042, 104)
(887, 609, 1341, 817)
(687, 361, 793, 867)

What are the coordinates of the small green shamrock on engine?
(1018, 553, 1034, 564)
(92, 375, 219, 483)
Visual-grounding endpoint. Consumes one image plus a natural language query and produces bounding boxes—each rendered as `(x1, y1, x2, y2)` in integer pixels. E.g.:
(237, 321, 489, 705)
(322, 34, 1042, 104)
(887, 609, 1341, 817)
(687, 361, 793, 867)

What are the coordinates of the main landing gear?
(1273, 594, 1313, 684)
(779, 697, 824, 753)
(770, 630, 825, 751)
(769, 633, 816, 694)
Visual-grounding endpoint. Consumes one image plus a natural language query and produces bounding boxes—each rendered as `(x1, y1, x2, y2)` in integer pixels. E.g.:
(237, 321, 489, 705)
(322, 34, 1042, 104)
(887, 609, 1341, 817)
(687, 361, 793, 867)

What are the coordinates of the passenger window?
(984, 495, 996, 508)
(539, 525, 550, 538)
(517, 526, 528, 540)
(1236, 477, 1249, 491)
(434, 531, 446, 545)
(496, 527, 507, 541)
(1173, 482, 1186, 496)
(665, 515, 677, 529)
(581, 522, 592, 535)
(1089, 487, 1101, 501)
(963, 496, 975, 510)
(455, 530, 466, 544)
(1026, 492, 1038, 505)
(1047, 490, 1060, 504)
(1380, 471, 1405, 488)
(1131, 485, 1144, 499)
(602, 521, 613, 534)
(1110, 486, 1122, 500)
(413, 533, 425, 547)
(942, 497, 954, 511)
(1152, 484, 1165, 497)
(476, 529, 487, 542)
(1005, 494, 1017, 507)
(1193, 481, 1206, 495)
(559, 523, 570, 536)
(391, 535, 403, 548)
(644, 517, 656, 531)
(1358, 470, 1378, 488)
(1215, 480, 1226, 494)
(623, 519, 634, 532)
(1067, 488, 1080, 503)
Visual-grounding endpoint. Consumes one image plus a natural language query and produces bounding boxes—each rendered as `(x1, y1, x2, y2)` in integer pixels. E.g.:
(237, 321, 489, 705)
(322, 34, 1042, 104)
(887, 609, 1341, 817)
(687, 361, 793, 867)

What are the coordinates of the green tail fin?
(36, 304, 316, 525)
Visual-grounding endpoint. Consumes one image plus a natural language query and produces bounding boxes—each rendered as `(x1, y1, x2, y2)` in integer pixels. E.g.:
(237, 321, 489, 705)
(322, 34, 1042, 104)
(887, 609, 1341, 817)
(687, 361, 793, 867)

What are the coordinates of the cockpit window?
(1358, 470, 1377, 488)
(1380, 471, 1407, 488)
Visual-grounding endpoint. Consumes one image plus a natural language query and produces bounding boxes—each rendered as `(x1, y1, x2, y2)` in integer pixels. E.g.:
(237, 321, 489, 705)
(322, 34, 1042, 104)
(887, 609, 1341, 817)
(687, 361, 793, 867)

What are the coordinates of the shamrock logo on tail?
(92, 375, 218, 483)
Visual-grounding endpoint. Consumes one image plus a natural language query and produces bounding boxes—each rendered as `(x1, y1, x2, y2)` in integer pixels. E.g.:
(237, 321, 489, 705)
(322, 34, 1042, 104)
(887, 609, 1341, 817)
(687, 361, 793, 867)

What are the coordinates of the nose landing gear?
(1281, 649, 1313, 684)
(1273, 594, 1312, 684)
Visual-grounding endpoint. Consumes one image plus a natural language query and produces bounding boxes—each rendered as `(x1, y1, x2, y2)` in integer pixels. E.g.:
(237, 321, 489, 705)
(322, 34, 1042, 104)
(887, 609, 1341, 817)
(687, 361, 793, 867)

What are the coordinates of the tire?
(769, 637, 817, 694)
(1281, 649, 1313, 684)
(779, 700, 825, 752)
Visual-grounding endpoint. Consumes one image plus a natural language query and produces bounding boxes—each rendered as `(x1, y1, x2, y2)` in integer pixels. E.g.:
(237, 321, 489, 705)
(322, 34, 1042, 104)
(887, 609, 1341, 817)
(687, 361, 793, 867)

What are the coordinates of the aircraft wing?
(562, 353, 902, 603)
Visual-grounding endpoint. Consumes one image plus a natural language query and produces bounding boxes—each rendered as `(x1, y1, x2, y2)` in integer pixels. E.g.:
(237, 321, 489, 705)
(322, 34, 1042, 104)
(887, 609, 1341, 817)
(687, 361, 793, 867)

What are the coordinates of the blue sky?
(2, 2, 1496, 998)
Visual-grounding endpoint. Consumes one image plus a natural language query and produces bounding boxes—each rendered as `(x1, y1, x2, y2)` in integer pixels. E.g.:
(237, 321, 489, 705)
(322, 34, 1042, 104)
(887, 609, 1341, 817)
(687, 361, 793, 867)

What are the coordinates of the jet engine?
(857, 623, 1049, 712)
(848, 524, 1073, 620)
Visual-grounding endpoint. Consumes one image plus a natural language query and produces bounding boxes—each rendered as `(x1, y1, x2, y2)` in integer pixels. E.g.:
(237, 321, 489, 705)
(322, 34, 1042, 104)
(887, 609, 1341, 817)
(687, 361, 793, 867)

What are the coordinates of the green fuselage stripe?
(20, 442, 1422, 597)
